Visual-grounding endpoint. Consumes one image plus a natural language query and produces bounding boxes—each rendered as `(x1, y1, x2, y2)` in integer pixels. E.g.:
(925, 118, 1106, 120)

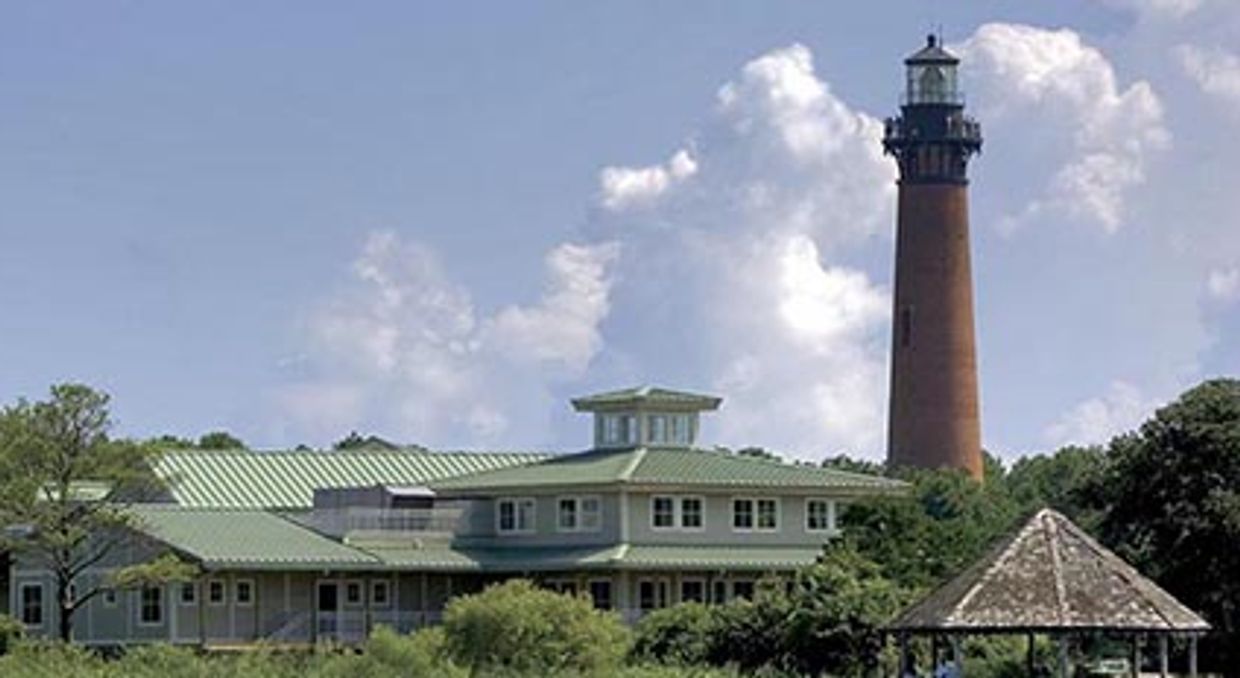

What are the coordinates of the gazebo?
(886, 508, 1210, 677)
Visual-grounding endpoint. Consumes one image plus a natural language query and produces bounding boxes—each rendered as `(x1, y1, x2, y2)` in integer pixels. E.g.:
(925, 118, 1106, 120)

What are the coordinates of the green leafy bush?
(0, 614, 25, 656)
(631, 603, 718, 666)
(442, 579, 630, 675)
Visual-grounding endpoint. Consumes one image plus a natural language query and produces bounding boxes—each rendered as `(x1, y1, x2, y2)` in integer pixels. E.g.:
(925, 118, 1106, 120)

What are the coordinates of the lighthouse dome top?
(905, 34, 959, 65)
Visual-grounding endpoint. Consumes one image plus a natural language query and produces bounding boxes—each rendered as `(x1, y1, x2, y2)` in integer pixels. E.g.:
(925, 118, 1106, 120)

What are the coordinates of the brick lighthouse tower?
(882, 35, 984, 480)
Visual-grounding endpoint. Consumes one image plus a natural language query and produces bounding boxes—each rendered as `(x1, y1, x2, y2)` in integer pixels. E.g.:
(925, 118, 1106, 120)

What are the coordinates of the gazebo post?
(1188, 635, 1198, 678)
(1027, 632, 1036, 677)
(1130, 635, 1141, 678)
(1158, 634, 1168, 677)
(898, 632, 910, 677)
(1057, 634, 1070, 678)
(950, 634, 962, 676)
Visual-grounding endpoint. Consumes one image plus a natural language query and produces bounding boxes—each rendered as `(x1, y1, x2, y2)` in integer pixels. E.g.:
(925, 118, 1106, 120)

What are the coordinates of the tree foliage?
(1083, 378, 1240, 669)
(195, 431, 247, 450)
(441, 579, 630, 675)
(332, 431, 401, 451)
(0, 384, 195, 641)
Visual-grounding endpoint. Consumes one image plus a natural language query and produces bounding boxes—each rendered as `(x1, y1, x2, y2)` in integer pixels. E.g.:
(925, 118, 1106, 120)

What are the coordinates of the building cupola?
(570, 386, 721, 449)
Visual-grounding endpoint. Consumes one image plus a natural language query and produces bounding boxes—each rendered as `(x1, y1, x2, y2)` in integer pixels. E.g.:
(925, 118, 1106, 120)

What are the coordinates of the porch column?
(1188, 635, 1198, 678)
(1158, 635, 1168, 678)
(1058, 634, 1070, 678)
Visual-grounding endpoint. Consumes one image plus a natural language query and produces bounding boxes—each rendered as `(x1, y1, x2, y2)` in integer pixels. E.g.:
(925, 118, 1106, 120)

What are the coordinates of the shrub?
(631, 603, 718, 666)
(442, 579, 629, 675)
(0, 614, 25, 655)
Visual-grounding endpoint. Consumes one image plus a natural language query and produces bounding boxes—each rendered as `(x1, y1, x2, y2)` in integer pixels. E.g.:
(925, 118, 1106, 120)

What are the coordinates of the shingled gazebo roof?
(888, 508, 1210, 634)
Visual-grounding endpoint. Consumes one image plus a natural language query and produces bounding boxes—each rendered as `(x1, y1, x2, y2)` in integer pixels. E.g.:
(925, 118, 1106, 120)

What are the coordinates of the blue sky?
(3, 1, 1239, 460)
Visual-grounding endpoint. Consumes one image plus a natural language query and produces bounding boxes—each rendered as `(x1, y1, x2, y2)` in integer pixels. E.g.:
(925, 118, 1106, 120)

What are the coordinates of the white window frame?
(804, 498, 837, 534)
(732, 497, 780, 533)
(179, 581, 197, 606)
(557, 495, 601, 533)
(669, 414, 692, 445)
(579, 495, 602, 532)
(647, 414, 668, 444)
(731, 497, 755, 531)
(496, 497, 536, 535)
(731, 579, 756, 600)
(587, 578, 613, 610)
(679, 577, 707, 604)
(637, 577, 669, 611)
(650, 495, 677, 530)
(235, 578, 255, 607)
(651, 495, 706, 531)
(678, 495, 706, 531)
(206, 578, 226, 606)
(756, 497, 780, 532)
(137, 585, 164, 627)
(370, 580, 392, 608)
(344, 579, 364, 607)
(19, 583, 43, 627)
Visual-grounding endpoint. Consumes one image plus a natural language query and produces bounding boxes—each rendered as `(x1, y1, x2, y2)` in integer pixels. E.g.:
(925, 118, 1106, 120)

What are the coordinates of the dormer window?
(601, 414, 637, 446)
(572, 386, 722, 449)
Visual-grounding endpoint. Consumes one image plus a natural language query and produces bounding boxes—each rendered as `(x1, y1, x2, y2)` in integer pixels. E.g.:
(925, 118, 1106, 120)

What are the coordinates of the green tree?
(332, 431, 400, 451)
(841, 460, 1021, 590)
(195, 431, 246, 450)
(631, 602, 718, 666)
(0, 384, 196, 641)
(441, 579, 630, 675)
(1006, 445, 1105, 528)
(780, 546, 908, 676)
(1086, 378, 1240, 669)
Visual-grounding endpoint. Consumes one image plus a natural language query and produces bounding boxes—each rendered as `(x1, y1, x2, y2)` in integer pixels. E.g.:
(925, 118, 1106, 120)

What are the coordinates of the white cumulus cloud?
(281, 231, 618, 445)
(598, 150, 698, 211)
(1207, 267, 1240, 302)
(1045, 381, 1159, 447)
(958, 23, 1169, 233)
(1177, 45, 1240, 108)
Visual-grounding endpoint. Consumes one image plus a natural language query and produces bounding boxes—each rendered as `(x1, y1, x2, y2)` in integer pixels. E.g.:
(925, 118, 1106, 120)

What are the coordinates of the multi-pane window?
(732, 499, 754, 530)
(680, 497, 703, 529)
(806, 499, 835, 532)
(647, 415, 667, 444)
(601, 414, 638, 446)
(589, 580, 612, 610)
(680, 580, 705, 604)
(652, 496, 676, 529)
(179, 582, 196, 605)
(558, 496, 602, 532)
(139, 586, 163, 625)
(669, 415, 691, 444)
(757, 499, 778, 530)
(20, 584, 43, 626)
(236, 580, 254, 606)
(653, 495, 704, 530)
(371, 581, 391, 607)
(580, 497, 601, 531)
(732, 580, 755, 601)
(733, 498, 779, 531)
(345, 582, 362, 605)
(497, 498, 536, 534)
(207, 580, 225, 605)
(558, 498, 578, 531)
(638, 580, 667, 611)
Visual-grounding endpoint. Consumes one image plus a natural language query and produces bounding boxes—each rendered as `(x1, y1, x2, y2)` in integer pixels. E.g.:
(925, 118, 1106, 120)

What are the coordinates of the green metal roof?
(131, 505, 378, 571)
(433, 447, 907, 493)
(356, 543, 818, 572)
(154, 449, 549, 509)
(620, 545, 822, 571)
(571, 386, 722, 412)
